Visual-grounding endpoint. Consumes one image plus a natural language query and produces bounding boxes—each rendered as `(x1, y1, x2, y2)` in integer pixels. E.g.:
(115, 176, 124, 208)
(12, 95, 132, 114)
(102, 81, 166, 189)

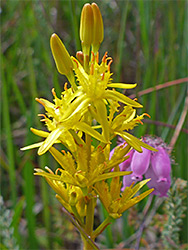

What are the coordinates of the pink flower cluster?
(118, 136, 172, 197)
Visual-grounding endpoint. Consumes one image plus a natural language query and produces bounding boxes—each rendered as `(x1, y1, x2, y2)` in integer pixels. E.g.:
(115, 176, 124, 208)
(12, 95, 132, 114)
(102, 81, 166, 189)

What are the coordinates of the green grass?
(1, 0, 187, 249)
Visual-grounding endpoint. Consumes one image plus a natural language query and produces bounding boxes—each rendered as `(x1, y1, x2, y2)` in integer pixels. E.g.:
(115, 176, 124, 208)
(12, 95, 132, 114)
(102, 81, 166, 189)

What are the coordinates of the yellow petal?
(76, 122, 107, 143)
(38, 128, 63, 155)
(91, 171, 132, 184)
(107, 83, 137, 89)
(20, 142, 43, 151)
(104, 89, 143, 108)
(119, 189, 154, 213)
(30, 128, 50, 138)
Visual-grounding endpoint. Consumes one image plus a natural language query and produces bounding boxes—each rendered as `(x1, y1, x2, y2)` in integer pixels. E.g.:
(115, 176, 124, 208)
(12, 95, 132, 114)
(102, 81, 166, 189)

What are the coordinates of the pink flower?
(145, 166, 171, 197)
(130, 147, 151, 180)
(150, 147, 171, 183)
(118, 136, 172, 197)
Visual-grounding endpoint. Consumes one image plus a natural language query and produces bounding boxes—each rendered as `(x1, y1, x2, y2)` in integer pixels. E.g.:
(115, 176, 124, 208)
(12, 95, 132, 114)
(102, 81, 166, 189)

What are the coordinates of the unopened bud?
(91, 3, 104, 53)
(80, 3, 94, 49)
(50, 33, 73, 76)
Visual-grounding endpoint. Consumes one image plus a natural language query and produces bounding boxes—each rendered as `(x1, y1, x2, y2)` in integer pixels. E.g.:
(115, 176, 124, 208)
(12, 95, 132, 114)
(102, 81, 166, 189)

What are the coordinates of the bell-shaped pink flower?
(130, 147, 151, 180)
(151, 147, 171, 182)
(119, 149, 134, 171)
(145, 166, 171, 197)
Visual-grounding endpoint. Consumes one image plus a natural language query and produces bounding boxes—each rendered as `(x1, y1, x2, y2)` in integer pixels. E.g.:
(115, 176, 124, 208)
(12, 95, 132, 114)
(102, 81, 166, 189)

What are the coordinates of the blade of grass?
(161, 85, 187, 140)
(115, 0, 129, 82)
(1, 55, 17, 206)
(69, 0, 81, 51)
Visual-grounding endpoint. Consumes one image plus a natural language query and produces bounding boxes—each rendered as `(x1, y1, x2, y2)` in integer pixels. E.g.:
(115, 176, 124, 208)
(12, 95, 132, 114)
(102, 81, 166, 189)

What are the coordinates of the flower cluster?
(118, 136, 172, 197)
(21, 2, 157, 247)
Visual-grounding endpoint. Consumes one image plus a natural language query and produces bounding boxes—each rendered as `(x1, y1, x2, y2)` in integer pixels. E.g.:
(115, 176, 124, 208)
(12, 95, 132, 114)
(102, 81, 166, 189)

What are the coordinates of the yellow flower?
(21, 87, 107, 155)
(58, 52, 142, 142)
(95, 177, 154, 219)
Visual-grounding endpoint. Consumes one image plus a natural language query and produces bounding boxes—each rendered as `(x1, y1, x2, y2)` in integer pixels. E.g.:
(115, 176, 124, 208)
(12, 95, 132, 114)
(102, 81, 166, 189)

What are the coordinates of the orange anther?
(96, 52, 99, 63)
(97, 145, 103, 151)
(55, 168, 62, 175)
(136, 119, 143, 125)
(35, 98, 45, 106)
(61, 150, 66, 154)
(38, 114, 47, 118)
(90, 63, 94, 75)
(108, 59, 113, 71)
(52, 88, 56, 97)
(91, 51, 95, 62)
(73, 58, 79, 68)
(64, 82, 68, 91)
(133, 98, 138, 101)
(102, 51, 108, 63)
(101, 72, 105, 80)
(143, 113, 151, 118)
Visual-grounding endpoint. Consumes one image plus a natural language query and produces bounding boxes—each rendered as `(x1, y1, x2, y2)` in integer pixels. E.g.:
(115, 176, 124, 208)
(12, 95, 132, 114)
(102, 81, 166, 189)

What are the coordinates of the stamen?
(101, 72, 105, 80)
(102, 51, 108, 63)
(136, 119, 143, 125)
(97, 145, 104, 152)
(55, 168, 63, 175)
(90, 63, 94, 75)
(143, 113, 151, 118)
(38, 114, 47, 119)
(108, 59, 113, 71)
(35, 98, 45, 106)
(52, 88, 56, 97)
(61, 150, 66, 155)
(64, 82, 68, 91)
(45, 166, 54, 174)
(133, 98, 138, 101)
(72, 58, 79, 68)
(96, 52, 99, 63)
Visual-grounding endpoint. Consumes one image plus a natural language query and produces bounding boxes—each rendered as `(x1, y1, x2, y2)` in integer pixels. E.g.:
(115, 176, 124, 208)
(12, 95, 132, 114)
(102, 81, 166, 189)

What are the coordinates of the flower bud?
(80, 3, 94, 49)
(50, 33, 73, 76)
(151, 147, 171, 182)
(91, 3, 104, 53)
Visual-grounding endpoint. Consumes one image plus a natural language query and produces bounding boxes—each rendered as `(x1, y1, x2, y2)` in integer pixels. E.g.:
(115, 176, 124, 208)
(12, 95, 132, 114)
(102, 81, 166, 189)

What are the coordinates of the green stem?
(85, 197, 95, 238)
(86, 133, 91, 166)
(92, 216, 112, 240)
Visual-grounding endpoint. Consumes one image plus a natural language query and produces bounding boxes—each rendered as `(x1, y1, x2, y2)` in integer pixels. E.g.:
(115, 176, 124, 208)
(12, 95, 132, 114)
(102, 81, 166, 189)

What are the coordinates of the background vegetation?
(1, 0, 187, 249)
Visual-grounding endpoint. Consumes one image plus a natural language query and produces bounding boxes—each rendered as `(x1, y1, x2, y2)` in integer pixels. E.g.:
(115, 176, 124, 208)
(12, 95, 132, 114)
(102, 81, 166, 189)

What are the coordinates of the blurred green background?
(1, 0, 187, 249)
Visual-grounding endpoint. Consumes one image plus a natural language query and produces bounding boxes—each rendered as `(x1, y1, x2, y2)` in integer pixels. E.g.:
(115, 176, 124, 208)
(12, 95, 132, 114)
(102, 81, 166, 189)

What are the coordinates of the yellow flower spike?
(50, 33, 77, 91)
(91, 2, 104, 54)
